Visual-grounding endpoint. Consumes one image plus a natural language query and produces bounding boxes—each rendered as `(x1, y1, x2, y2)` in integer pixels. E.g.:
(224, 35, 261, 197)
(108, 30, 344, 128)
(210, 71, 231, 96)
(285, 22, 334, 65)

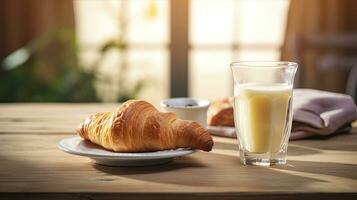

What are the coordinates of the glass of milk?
(231, 61, 297, 166)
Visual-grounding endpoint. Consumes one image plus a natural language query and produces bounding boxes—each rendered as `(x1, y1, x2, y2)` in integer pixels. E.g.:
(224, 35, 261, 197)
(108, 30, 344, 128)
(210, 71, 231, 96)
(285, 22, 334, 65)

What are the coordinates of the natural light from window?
(74, 0, 290, 103)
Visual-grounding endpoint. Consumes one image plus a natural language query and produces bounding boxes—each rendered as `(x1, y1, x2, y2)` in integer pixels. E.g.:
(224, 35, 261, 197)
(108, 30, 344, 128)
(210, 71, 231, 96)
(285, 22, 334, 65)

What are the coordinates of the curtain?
(0, 0, 96, 102)
(0, 0, 75, 60)
(281, 0, 357, 90)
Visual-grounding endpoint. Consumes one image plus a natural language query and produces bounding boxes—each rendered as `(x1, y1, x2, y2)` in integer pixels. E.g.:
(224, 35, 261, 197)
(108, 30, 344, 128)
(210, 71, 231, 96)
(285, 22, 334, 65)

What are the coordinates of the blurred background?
(1, 0, 356, 104)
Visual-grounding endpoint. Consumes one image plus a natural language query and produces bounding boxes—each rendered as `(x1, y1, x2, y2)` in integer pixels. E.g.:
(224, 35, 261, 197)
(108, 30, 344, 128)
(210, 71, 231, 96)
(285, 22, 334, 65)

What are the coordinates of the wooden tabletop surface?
(0, 103, 356, 200)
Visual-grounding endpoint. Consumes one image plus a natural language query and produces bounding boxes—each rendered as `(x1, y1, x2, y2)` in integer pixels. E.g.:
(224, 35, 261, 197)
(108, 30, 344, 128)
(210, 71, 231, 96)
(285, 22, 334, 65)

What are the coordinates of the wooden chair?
(294, 34, 357, 103)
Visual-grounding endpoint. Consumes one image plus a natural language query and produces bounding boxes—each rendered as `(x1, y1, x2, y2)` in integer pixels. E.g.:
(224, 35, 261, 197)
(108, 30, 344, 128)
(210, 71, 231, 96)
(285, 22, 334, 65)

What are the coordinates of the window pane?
(235, 0, 290, 45)
(234, 49, 281, 61)
(127, 0, 169, 44)
(94, 49, 123, 102)
(127, 49, 169, 104)
(190, 0, 234, 45)
(74, 0, 120, 45)
(74, 0, 168, 103)
(94, 48, 168, 103)
(189, 49, 232, 100)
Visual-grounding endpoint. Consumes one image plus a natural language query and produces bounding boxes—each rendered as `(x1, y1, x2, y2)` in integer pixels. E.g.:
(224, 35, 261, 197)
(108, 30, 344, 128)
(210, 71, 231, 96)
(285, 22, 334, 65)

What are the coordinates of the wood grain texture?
(0, 103, 120, 134)
(0, 103, 356, 199)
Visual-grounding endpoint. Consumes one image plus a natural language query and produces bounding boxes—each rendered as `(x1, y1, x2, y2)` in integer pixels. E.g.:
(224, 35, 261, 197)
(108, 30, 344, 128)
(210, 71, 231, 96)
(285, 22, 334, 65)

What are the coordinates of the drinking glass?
(230, 61, 297, 166)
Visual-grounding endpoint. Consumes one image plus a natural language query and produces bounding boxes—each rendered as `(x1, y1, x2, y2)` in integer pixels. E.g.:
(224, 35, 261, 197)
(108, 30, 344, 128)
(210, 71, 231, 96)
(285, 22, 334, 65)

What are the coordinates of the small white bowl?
(160, 98, 210, 127)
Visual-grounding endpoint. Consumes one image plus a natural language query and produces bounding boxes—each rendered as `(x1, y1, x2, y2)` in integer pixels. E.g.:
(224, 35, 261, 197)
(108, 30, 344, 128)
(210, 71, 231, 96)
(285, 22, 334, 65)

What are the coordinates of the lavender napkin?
(290, 89, 357, 139)
(208, 89, 357, 140)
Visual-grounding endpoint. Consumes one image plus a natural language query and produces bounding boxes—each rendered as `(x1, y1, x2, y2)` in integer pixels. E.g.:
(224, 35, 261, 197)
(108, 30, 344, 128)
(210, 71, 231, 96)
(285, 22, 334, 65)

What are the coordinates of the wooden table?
(0, 104, 356, 200)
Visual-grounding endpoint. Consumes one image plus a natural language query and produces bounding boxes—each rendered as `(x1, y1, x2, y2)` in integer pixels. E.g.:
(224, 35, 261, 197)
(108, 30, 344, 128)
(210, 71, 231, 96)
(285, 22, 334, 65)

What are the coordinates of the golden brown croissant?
(207, 98, 234, 126)
(76, 100, 213, 152)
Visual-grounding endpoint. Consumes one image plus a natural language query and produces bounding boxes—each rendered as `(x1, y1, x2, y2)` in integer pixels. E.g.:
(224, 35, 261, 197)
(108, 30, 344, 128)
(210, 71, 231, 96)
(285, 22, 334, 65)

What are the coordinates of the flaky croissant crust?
(207, 98, 234, 126)
(77, 100, 213, 152)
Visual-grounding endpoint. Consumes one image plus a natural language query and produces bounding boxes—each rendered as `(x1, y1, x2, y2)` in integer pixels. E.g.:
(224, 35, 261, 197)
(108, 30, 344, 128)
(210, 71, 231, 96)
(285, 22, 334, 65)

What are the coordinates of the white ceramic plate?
(58, 136, 196, 167)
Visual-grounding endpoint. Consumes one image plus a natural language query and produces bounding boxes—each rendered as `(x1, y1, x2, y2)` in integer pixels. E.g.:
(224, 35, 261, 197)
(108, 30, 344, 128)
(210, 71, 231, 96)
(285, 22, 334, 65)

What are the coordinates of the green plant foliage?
(0, 28, 145, 102)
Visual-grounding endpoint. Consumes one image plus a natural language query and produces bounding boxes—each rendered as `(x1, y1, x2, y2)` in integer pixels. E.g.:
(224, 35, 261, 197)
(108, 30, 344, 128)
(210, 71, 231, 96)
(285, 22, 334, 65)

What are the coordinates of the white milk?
(234, 83, 292, 153)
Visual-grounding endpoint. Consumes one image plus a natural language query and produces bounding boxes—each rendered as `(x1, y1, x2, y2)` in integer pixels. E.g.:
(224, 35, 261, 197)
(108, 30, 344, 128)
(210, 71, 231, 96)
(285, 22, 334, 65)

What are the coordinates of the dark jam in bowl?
(161, 98, 209, 108)
(185, 103, 198, 107)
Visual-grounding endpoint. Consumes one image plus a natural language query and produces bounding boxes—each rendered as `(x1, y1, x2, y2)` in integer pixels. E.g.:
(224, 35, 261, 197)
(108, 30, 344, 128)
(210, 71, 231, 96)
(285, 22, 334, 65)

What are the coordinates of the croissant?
(76, 100, 213, 152)
(207, 98, 234, 126)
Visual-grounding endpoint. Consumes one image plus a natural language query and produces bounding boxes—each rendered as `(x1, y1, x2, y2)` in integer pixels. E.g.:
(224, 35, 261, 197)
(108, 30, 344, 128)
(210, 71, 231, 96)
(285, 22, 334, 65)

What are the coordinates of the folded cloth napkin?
(291, 89, 357, 139)
(208, 89, 357, 140)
